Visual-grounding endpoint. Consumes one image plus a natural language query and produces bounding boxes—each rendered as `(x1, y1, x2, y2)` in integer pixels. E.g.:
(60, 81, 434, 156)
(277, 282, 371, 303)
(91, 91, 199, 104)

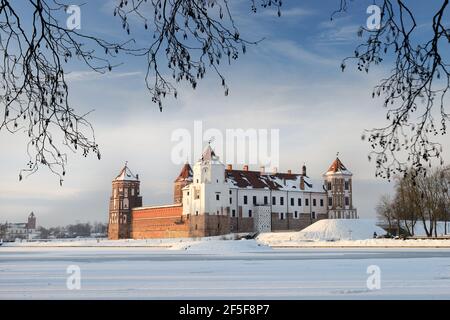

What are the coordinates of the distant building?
(1, 212, 39, 241)
(108, 145, 357, 240)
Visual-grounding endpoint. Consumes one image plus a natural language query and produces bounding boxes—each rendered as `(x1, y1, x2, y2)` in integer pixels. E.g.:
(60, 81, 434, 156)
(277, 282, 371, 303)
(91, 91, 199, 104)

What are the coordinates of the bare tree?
(113, 0, 282, 109)
(376, 193, 394, 235)
(2, 0, 450, 183)
(0, 0, 137, 184)
(0, 0, 280, 181)
(337, 1, 450, 180)
(390, 167, 450, 237)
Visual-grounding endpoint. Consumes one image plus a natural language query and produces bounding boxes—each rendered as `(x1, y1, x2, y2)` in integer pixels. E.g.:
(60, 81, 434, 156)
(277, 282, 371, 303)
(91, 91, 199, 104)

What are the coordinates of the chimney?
(300, 175, 305, 190)
(243, 165, 249, 171)
(302, 164, 307, 176)
(260, 166, 265, 174)
(287, 169, 292, 175)
(226, 164, 233, 170)
(272, 167, 278, 174)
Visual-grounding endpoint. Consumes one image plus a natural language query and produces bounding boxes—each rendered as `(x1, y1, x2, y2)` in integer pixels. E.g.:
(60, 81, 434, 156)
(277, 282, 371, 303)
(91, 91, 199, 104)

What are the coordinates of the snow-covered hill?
(296, 219, 386, 241)
(258, 219, 386, 244)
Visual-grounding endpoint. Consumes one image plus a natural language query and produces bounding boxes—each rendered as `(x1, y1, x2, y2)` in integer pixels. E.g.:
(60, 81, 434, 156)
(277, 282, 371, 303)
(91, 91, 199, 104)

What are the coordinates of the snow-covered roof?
(114, 165, 139, 181)
(225, 169, 325, 193)
(324, 157, 352, 176)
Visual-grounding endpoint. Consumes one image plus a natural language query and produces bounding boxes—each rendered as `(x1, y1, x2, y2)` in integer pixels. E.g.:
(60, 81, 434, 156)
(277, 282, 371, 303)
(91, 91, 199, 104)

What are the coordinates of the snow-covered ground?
(3, 219, 450, 299)
(2, 242, 450, 299)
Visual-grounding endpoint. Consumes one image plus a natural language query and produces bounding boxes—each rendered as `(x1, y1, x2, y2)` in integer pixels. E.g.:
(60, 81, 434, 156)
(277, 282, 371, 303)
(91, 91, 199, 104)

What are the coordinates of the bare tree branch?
(338, 0, 450, 180)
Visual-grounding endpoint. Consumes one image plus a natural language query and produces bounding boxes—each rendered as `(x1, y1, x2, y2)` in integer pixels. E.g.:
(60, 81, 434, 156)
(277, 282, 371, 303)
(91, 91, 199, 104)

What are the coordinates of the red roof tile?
(175, 163, 193, 182)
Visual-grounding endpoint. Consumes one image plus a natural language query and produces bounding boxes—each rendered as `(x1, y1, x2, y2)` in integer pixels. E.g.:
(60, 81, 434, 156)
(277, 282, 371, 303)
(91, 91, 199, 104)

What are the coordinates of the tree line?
(377, 166, 450, 237)
(37, 222, 107, 239)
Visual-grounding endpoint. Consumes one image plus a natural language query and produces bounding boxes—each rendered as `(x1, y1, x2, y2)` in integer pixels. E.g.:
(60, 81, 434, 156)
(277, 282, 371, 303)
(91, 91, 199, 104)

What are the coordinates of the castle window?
(229, 190, 232, 195)
(230, 198, 232, 204)
(313, 199, 316, 206)
(243, 195, 248, 205)
(248, 210, 252, 217)
(294, 211, 298, 218)
(196, 211, 199, 216)
(272, 196, 276, 205)
(280, 213, 284, 220)
(253, 196, 257, 205)
(305, 198, 309, 206)
(280, 197, 284, 205)
(328, 197, 332, 206)
(311, 212, 316, 219)
(298, 198, 302, 206)
(320, 199, 324, 207)
(131, 188, 135, 196)
(345, 197, 350, 206)
(264, 196, 268, 205)
(291, 198, 294, 206)
(232, 209, 236, 217)
(217, 179, 219, 183)
(327, 182, 332, 190)
(345, 181, 349, 190)
(216, 194, 220, 201)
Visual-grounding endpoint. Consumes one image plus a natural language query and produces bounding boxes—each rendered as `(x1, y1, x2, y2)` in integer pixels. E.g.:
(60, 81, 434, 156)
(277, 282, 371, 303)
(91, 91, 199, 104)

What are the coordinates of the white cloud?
(65, 70, 142, 82)
(262, 40, 339, 66)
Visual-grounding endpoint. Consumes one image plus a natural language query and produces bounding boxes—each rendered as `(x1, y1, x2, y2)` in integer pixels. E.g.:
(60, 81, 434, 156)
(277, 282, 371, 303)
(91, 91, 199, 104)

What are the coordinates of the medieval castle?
(108, 145, 357, 239)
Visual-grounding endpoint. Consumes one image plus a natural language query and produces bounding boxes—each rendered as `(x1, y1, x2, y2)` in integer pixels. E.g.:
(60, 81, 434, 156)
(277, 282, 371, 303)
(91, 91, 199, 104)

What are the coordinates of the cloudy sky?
(1, 0, 449, 227)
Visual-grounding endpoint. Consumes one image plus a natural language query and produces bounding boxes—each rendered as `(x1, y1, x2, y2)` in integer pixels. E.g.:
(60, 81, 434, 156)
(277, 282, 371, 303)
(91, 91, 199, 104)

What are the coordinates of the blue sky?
(1, 0, 450, 226)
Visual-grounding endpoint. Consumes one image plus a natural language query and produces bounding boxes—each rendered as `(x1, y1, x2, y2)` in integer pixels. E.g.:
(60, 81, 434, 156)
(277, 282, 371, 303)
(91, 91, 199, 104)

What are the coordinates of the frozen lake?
(2, 244, 450, 299)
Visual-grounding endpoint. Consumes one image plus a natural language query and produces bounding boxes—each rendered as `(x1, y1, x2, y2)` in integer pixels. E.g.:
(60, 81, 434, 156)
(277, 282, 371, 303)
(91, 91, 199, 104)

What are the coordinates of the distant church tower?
(27, 212, 36, 230)
(173, 162, 193, 204)
(323, 155, 357, 219)
(108, 164, 142, 240)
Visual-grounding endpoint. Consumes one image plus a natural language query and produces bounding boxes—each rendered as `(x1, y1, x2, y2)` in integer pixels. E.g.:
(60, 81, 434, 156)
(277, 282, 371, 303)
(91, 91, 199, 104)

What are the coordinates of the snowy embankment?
(257, 219, 450, 247)
(4, 219, 450, 249)
(1, 234, 272, 252)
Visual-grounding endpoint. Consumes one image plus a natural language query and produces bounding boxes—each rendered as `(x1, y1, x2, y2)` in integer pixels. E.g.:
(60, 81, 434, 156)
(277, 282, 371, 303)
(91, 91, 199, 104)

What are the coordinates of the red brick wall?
(130, 205, 327, 239)
(131, 205, 190, 239)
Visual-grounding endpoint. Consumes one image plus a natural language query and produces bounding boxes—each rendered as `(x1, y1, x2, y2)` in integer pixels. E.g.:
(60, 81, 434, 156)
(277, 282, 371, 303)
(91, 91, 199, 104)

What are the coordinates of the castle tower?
(323, 155, 357, 219)
(174, 162, 193, 204)
(108, 164, 142, 240)
(183, 144, 228, 216)
(27, 212, 36, 230)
